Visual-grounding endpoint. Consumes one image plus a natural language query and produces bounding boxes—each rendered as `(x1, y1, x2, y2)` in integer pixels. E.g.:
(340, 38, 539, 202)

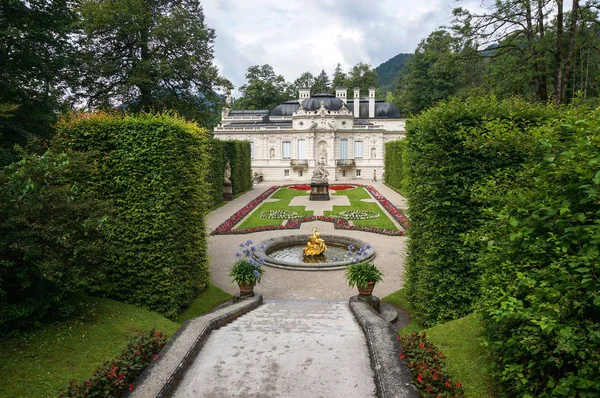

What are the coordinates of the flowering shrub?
(59, 329, 167, 397)
(211, 185, 407, 236)
(229, 240, 264, 284)
(258, 209, 298, 219)
(338, 210, 380, 220)
(398, 332, 464, 397)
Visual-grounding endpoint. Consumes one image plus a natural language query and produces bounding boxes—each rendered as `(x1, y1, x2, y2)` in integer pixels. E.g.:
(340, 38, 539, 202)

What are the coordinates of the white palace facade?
(213, 87, 406, 182)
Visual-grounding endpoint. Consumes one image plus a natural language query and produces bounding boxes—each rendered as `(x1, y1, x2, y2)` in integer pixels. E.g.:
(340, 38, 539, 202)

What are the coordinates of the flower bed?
(259, 210, 298, 219)
(338, 210, 380, 220)
(288, 184, 311, 190)
(211, 185, 409, 236)
(399, 332, 465, 397)
(329, 184, 356, 190)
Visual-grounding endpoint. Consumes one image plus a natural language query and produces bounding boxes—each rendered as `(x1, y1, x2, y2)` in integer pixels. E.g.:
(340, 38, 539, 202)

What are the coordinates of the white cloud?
(202, 0, 484, 93)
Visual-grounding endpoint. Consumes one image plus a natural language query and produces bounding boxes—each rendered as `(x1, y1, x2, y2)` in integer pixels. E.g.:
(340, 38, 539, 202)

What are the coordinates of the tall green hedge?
(205, 138, 225, 208)
(471, 107, 600, 397)
(222, 140, 252, 195)
(54, 112, 210, 318)
(384, 139, 410, 195)
(405, 97, 555, 326)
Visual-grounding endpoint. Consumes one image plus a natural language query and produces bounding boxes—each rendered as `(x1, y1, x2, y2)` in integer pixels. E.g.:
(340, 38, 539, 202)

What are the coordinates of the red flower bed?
(329, 184, 356, 190)
(288, 184, 311, 190)
(399, 332, 465, 397)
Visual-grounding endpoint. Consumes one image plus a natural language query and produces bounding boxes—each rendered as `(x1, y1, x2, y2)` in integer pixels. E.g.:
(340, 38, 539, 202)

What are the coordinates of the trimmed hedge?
(405, 97, 555, 326)
(222, 140, 252, 195)
(205, 138, 225, 208)
(54, 112, 210, 318)
(384, 139, 410, 195)
(472, 107, 600, 397)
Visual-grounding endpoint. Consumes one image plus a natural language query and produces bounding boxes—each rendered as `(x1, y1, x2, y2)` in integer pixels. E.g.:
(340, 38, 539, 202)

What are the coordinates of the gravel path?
(206, 180, 409, 301)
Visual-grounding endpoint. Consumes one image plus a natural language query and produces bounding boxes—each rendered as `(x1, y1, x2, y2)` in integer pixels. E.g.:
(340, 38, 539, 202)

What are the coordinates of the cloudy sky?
(201, 0, 483, 92)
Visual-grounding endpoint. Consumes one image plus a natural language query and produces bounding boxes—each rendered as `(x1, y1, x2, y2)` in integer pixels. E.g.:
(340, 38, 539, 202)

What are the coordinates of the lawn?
(0, 284, 232, 398)
(324, 187, 398, 231)
(236, 187, 313, 229)
(383, 289, 498, 398)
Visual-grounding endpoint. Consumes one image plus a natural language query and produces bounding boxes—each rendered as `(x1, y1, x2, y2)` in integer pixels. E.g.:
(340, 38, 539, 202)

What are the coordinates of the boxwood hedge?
(54, 112, 210, 318)
(384, 139, 410, 195)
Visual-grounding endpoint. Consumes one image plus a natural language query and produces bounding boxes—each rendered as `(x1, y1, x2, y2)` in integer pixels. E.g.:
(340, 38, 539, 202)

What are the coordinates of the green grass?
(382, 289, 424, 333)
(236, 187, 313, 229)
(0, 284, 232, 397)
(384, 288, 499, 398)
(427, 314, 499, 398)
(324, 187, 398, 230)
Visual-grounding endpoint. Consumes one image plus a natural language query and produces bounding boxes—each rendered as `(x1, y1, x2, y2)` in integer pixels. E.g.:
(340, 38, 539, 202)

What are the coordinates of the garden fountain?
(253, 230, 375, 271)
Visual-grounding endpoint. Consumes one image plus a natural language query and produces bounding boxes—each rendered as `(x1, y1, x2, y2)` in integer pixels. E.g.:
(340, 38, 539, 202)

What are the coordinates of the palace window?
(356, 169, 361, 177)
(340, 139, 348, 160)
(282, 141, 291, 159)
(297, 139, 306, 160)
(354, 141, 363, 158)
(284, 169, 289, 177)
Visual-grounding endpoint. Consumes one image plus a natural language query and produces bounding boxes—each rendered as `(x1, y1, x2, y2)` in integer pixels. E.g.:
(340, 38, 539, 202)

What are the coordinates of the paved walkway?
(206, 180, 408, 301)
(173, 300, 376, 397)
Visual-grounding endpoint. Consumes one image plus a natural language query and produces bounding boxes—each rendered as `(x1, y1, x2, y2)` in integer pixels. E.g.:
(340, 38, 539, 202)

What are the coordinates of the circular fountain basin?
(253, 234, 375, 271)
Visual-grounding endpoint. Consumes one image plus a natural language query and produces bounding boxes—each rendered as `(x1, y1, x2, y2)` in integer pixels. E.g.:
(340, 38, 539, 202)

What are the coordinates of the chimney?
(368, 87, 375, 118)
(335, 86, 347, 103)
(298, 88, 311, 104)
(353, 88, 360, 118)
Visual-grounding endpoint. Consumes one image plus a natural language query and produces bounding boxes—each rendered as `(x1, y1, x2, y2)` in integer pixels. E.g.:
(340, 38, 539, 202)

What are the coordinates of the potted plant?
(345, 262, 384, 297)
(229, 240, 264, 296)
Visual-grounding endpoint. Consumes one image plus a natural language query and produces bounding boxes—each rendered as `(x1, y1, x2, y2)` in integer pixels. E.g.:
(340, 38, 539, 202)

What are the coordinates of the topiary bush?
(222, 140, 252, 195)
(54, 112, 210, 318)
(471, 107, 600, 397)
(405, 96, 556, 326)
(384, 139, 410, 195)
(0, 149, 110, 332)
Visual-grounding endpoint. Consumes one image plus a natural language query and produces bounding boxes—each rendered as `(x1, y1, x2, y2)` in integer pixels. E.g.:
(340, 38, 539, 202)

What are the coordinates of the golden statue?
(303, 226, 327, 257)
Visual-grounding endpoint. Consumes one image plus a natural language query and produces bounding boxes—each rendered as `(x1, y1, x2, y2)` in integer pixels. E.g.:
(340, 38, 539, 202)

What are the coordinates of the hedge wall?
(405, 97, 555, 326)
(54, 112, 210, 318)
(205, 138, 225, 208)
(222, 140, 252, 195)
(472, 107, 600, 397)
(384, 139, 410, 195)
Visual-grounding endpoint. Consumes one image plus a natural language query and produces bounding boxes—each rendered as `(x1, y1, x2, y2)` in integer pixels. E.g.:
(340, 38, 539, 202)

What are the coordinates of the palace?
(213, 87, 406, 182)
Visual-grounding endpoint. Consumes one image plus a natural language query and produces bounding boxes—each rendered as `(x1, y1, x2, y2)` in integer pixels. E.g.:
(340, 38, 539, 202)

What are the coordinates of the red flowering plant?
(59, 329, 167, 397)
(398, 332, 464, 397)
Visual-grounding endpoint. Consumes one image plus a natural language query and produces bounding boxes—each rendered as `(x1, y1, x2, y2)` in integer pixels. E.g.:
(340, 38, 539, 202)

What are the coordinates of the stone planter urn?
(357, 282, 376, 297)
(238, 281, 255, 297)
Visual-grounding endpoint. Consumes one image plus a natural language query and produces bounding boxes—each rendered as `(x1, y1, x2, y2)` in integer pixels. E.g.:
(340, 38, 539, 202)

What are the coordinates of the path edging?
(126, 294, 263, 398)
(349, 297, 419, 398)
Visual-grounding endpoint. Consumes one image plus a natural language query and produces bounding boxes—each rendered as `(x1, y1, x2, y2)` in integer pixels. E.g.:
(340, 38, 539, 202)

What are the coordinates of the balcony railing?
(336, 159, 356, 168)
(290, 159, 309, 169)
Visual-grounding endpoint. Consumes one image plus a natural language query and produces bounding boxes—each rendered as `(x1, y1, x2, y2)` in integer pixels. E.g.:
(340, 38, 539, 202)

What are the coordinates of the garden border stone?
(125, 294, 263, 398)
(349, 297, 419, 398)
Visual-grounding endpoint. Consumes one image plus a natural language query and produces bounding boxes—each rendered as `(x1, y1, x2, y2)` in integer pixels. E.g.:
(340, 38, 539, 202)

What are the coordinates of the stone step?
(172, 300, 376, 397)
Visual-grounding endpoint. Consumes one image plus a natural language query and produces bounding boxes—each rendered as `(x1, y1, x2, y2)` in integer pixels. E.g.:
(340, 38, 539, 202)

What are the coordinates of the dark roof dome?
(270, 100, 300, 116)
(301, 93, 345, 111)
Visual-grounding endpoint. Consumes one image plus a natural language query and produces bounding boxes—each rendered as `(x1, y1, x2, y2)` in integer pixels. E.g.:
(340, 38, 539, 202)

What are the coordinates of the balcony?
(290, 159, 309, 170)
(336, 159, 356, 168)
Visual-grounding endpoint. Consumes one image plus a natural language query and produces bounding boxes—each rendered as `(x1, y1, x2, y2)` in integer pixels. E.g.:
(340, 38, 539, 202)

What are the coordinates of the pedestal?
(223, 181, 233, 201)
(309, 182, 330, 201)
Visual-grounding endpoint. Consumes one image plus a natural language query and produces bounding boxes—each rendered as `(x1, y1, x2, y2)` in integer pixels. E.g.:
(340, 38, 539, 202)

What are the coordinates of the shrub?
(384, 139, 410, 194)
(54, 112, 210, 318)
(222, 140, 252, 195)
(59, 329, 167, 397)
(471, 107, 600, 397)
(0, 149, 110, 332)
(405, 97, 556, 326)
(205, 138, 226, 208)
(229, 240, 264, 284)
(399, 332, 465, 397)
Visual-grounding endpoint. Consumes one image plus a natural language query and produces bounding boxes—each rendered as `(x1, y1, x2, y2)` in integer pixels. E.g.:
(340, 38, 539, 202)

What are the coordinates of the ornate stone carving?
(311, 162, 329, 184)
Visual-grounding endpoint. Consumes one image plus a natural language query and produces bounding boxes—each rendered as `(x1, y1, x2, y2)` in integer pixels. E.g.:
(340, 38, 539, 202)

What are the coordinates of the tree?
(233, 64, 294, 110)
(453, 0, 597, 104)
(395, 30, 467, 115)
(346, 62, 380, 93)
(75, 0, 228, 126)
(292, 71, 315, 91)
(313, 69, 331, 94)
(0, 0, 77, 165)
(331, 63, 347, 92)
